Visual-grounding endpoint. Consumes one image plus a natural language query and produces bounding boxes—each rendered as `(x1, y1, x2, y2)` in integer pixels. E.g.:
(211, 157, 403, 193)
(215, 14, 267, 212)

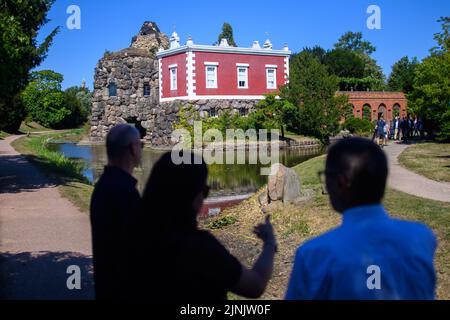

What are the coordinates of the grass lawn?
(204, 155, 450, 300)
(19, 121, 49, 133)
(0, 131, 10, 139)
(11, 129, 93, 213)
(284, 133, 320, 143)
(399, 142, 450, 182)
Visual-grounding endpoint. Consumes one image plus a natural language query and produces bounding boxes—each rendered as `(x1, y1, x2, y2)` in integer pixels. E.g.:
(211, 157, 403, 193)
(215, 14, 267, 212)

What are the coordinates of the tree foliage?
(408, 53, 450, 141)
(324, 48, 365, 78)
(216, 22, 237, 47)
(334, 31, 376, 56)
(326, 32, 386, 91)
(250, 94, 298, 138)
(0, 0, 59, 132)
(431, 17, 450, 56)
(343, 117, 374, 136)
(283, 51, 348, 142)
(388, 56, 419, 93)
(21, 70, 89, 129)
(408, 17, 450, 141)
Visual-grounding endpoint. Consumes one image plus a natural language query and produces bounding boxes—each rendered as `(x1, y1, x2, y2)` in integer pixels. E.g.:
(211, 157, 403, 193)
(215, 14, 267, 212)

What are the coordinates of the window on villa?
(237, 67, 248, 88)
(206, 66, 218, 88)
(266, 68, 276, 89)
(170, 67, 177, 90)
(209, 108, 217, 118)
(239, 107, 247, 116)
(108, 82, 117, 97)
(143, 82, 150, 96)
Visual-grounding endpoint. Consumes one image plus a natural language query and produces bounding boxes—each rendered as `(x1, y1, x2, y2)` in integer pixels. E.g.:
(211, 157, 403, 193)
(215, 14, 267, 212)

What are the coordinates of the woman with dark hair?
(141, 151, 277, 300)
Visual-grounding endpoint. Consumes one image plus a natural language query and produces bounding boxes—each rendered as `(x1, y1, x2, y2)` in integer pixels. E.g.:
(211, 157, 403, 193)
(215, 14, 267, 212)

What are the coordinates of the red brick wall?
(338, 91, 408, 122)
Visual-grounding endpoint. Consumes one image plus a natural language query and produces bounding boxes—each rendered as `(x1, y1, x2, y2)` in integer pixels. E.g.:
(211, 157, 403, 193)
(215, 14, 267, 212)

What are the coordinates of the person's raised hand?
(253, 215, 277, 251)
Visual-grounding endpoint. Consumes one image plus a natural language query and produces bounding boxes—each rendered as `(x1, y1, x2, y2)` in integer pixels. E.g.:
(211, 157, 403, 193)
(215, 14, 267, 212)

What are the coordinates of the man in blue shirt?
(285, 137, 436, 300)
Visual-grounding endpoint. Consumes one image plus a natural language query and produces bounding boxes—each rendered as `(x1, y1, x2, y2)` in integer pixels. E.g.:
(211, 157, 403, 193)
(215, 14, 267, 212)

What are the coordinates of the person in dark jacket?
(90, 124, 143, 299)
(141, 151, 277, 300)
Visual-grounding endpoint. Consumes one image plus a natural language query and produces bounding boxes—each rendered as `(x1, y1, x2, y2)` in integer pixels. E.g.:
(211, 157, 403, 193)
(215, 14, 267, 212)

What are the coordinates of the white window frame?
(266, 67, 277, 89)
(205, 64, 218, 89)
(237, 66, 248, 89)
(169, 66, 177, 91)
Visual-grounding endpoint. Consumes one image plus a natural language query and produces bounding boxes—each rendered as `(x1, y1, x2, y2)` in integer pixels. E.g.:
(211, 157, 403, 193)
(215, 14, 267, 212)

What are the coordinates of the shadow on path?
(0, 251, 94, 300)
(0, 155, 56, 194)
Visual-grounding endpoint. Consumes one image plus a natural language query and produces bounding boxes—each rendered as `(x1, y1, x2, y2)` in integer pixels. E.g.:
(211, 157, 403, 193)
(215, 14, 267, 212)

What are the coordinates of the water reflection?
(49, 143, 323, 197)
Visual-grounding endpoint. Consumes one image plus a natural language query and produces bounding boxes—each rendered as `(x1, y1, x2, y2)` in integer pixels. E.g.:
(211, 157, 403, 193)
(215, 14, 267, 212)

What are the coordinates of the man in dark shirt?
(90, 124, 143, 299)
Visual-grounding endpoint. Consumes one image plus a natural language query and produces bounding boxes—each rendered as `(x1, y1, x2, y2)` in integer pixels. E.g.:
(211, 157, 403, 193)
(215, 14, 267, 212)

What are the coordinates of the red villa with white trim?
(156, 33, 291, 102)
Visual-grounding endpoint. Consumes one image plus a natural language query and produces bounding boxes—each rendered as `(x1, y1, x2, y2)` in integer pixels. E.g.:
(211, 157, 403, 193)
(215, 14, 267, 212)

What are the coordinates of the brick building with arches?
(338, 91, 408, 122)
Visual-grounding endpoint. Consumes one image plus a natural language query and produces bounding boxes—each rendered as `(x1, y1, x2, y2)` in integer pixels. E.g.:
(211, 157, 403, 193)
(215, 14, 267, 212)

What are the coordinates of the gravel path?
(385, 142, 450, 203)
(0, 135, 94, 299)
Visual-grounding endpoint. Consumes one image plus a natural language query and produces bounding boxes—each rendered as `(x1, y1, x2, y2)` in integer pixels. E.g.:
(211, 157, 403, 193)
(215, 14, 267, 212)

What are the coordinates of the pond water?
(49, 143, 323, 199)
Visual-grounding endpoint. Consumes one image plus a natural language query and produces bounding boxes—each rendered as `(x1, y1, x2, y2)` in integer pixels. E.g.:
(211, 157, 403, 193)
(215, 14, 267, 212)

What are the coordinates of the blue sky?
(36, 0, 449, 89)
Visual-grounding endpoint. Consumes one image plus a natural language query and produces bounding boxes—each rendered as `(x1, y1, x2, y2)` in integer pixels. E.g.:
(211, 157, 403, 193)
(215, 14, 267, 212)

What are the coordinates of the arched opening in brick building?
(393, 103, 401, 117)
(378, 104, 387, 120)
(362, 104, 372, 121)
(125, 117, 147, 139)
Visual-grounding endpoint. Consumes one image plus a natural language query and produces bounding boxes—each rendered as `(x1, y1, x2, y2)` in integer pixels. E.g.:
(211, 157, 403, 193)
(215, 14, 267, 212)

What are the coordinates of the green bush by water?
(24, 135, 88, 183)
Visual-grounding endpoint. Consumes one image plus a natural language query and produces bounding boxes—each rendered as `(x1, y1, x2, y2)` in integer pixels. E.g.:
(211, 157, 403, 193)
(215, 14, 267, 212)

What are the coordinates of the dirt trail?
(0, 135, 93, 299)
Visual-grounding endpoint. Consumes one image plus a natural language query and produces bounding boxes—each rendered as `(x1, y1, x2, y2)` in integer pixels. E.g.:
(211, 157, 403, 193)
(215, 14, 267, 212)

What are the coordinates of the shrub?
(207, 216, 237, 229)
(343, 117, 374, 135)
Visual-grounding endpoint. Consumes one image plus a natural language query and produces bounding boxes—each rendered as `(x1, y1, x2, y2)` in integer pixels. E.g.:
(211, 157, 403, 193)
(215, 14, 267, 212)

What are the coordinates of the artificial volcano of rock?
(131, 21, 169, 53)
(91, 22, 169, 143)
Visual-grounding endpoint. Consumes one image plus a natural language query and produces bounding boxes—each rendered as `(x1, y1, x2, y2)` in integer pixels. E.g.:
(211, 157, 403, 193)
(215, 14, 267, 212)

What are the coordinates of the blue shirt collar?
(342, 204, 388, 225)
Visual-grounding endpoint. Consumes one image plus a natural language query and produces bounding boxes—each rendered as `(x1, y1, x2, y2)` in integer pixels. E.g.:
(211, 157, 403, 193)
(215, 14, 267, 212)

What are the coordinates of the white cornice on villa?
(157, 44, 291, 58)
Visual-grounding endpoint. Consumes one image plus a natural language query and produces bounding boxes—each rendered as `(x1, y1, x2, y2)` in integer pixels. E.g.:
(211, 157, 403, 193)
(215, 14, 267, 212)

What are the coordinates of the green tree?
(334, 31, 376, 56)
(284, 51, 347, 142)
(388, 56, 419, 93)
(216, 22, 237, 47)
(408, 53, 450, 141)
(324, 48, 365, 78)
(63, 86, 91, 127)
(431, 16, 450, 56)
(408, 17, 450, 141)
(249, 93, 298, 138)
(21, 70, 71, 128)
(0, 0, 59, 132)
(303, 46, 327, 64)
(333, 31, 386, 91)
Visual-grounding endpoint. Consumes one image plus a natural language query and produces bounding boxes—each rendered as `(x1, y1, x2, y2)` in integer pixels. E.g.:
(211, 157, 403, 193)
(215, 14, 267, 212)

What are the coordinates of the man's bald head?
(106, 124, 141, 161)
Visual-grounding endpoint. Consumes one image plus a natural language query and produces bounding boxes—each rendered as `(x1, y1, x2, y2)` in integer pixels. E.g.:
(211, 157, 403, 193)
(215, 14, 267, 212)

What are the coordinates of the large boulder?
(267, 163, 301, 204)
(268, 163, 286, 201)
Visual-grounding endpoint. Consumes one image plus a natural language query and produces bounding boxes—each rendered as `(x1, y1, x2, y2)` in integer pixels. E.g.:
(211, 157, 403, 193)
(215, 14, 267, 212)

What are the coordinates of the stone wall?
(147, 99, 260, 147)
(90, 49, 160, 140)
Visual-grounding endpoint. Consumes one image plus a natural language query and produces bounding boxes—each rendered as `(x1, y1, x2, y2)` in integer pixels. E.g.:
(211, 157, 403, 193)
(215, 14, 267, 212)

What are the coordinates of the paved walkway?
(385, 142, 450, 203)
(0, 135, 93, 299)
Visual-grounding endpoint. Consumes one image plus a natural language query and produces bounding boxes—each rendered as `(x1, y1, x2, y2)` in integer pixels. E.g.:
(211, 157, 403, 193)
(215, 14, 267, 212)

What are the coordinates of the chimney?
(263, 39, 273, 50)
(186, 35, 194, 46)
(169, 31, 180, 49)
(219, 38, 230, 47)
(252, 40, 261, 49)
(283, 43, 289, 51)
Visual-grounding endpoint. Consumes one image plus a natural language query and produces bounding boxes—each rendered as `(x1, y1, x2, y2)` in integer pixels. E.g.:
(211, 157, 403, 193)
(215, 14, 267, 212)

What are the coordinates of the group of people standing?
(376, 115, 424, 146)
(89, 124, 437, 300)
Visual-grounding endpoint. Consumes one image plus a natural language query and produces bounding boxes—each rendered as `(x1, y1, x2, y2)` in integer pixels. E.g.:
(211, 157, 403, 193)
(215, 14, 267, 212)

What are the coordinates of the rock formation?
(259, 163, 302, 205)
